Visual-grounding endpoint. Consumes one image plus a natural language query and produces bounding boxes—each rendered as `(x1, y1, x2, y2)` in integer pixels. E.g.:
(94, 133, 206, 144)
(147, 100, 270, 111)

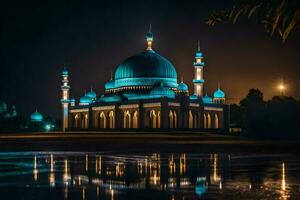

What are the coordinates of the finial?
(146, 24, 153, 50)
(218, 82, 220, 89)
(181, 76, 183, 83)
(110, 71, 113, 80)
(197, 40, 200, 51)
(90, 86, 93, 92)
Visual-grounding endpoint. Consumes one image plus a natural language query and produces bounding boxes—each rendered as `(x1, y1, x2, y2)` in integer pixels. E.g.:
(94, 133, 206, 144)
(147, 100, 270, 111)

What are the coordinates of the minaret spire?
(146, 24, 154, 50)
(198, 40, 201, 51)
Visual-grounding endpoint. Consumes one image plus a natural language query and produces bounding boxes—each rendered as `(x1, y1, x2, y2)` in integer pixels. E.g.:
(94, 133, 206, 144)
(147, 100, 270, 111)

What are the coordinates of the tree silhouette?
(207, 0, 300, 42)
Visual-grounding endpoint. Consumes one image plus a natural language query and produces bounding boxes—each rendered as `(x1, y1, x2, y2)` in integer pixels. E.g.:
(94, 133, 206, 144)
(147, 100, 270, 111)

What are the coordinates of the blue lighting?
(114, 50, 177, 88)
(150, 85, 175, 98)
(146, 31, 153, 41)
(177, 82, 188, 91)
(189, 94, 198, 100)
(193, 79, 205, 84)
(62, 67, 68, 76)
(202, 94, 213, 103)
(195, 51, 203, 58)
(213, 88, 225, 98)
(105, 79, 115, 90)
(30, 111, 43, 122)
(80, 95, 93, 105)
(86, 90, 97, 99)
(195, 177, 207, 197)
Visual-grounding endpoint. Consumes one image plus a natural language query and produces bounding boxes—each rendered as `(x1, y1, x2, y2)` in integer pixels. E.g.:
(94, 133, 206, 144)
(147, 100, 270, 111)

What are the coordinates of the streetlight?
(278, 82, 286, 96)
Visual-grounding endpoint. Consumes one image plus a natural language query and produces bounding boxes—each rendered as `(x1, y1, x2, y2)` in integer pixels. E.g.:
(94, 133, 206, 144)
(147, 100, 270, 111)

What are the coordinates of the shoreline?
(0, 131, 299, 153)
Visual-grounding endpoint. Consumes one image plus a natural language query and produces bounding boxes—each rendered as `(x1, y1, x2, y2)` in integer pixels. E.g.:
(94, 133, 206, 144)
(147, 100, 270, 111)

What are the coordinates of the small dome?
(189, 94, 198, 100)
(195, 51, 203, 58)
(62, 67, 68, 76)
(79, 95, 93, 105)
(177, 82, 188, 91)
(105, 79, 115, 90)
(150, 85, 175, 98)
(213, 88, 225, 98)
(202, 94, 213, 103)
(30, 110, 43, 122)
(146, 31, 153, 41)
(86, 90, 97, 99)
(70, 97, 75, 102)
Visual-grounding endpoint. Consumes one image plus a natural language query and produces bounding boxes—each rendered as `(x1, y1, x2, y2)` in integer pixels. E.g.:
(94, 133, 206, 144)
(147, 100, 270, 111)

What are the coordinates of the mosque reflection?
(4, 152, 297, 199)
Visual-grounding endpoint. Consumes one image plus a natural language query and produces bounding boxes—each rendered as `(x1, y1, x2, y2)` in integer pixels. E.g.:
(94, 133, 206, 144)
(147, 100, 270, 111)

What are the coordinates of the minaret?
(61, 66, 70, 132)
(193, 41, 205, 97)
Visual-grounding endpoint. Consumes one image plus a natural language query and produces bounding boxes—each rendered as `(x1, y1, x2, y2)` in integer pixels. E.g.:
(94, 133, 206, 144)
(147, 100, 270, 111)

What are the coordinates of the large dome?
(114, 50, 178, 89)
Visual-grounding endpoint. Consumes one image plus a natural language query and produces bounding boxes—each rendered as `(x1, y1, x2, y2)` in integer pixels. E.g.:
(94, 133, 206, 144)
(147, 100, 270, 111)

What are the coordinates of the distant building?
(0, 102, 17, 119)
(30, 110, 43, 122)
(61, 30, 228, 131)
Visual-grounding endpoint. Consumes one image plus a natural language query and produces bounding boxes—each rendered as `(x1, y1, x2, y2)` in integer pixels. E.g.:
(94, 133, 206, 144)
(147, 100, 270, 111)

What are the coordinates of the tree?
(207, 0, 300, 42)
(266, 96, 300, 137)
(240, 89, 267, 134)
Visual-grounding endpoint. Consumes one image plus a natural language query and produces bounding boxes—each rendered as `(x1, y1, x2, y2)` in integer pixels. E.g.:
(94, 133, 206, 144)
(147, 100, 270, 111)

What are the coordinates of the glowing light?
(85, 154, 88, 172)
(63, 159, 70, 185)
(49, 154, 55, 187)
(281, 162, 286, 191)
(33, 155, 38, 181)
(278, 82, 286, 95)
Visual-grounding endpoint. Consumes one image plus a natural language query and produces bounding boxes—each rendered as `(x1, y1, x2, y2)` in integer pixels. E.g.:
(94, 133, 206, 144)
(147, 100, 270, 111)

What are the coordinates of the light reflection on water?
(0, 152, 299, 199)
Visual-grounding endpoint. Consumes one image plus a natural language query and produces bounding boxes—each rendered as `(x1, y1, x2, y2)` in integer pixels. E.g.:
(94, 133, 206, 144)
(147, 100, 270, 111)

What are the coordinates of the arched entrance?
(123, 110, 131, 128)
(169, 111, 174, 128)
(203, 114, 207, 129)
(109, 111, 115, 128)
(189, 110, 193, 128)
(74, 114, 79, 128)
(150, 110, 157, 128)
(100, 112, 107, 128)
(207, 113, 211, 129)
(214, 113, 219, 129)
(133, 111, 138, 128)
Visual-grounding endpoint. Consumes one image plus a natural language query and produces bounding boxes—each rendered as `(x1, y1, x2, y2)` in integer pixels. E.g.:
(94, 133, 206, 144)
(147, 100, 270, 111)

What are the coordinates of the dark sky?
(1, 0, 300, 119)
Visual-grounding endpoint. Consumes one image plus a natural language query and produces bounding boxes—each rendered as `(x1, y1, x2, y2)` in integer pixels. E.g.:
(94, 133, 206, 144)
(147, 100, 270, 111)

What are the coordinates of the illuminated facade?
(62, 30, 228, 130)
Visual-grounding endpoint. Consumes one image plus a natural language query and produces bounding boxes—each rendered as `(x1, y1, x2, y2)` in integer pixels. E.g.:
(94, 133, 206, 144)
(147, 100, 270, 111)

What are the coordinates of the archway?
(203, 114, 207, 129)
(109, 111, 115, 128)
(150, 110, 157, 128)
(74, 114, 79, 128)
(100, 112, 107, 128)
(207, 113, 211, 129)
(157, 111, 161, 128)
(214, 114, 219, 129)
(169, 111, 174, 128)
(193, 113, 198, 128)
(188, 110, 193, 128)
(123, 111, 131, 128)
(133, 111, 138, 128)
(173, 111, 177, 128)
(84, 114, 88, 129)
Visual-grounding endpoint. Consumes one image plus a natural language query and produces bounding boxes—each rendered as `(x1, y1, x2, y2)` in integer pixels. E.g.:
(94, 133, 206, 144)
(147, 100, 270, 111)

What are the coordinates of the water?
(0, 152, 299, 200)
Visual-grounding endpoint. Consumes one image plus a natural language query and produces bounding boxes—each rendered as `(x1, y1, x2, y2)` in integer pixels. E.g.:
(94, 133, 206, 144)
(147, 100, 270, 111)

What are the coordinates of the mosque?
(61, 30, 228, 131)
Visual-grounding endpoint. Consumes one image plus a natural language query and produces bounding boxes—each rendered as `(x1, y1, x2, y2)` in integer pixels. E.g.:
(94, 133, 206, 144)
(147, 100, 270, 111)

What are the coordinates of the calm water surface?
(0, 152, 299, 200)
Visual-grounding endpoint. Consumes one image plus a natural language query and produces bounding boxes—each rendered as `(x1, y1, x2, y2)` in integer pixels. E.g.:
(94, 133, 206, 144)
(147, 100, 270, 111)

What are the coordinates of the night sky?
(1, 0, 300, 119)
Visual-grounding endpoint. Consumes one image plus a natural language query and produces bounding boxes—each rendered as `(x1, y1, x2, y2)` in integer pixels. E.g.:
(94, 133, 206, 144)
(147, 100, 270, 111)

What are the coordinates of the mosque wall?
(68, 99, 227, 131)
